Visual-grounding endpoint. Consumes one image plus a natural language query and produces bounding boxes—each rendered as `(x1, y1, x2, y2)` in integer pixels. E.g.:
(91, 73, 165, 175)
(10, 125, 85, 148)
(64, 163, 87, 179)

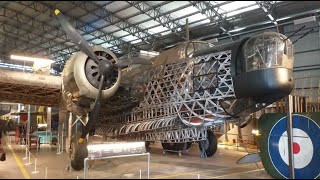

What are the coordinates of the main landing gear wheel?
(161, 142, 187, 151)
(161, 142, 190, 156)
(70, 134, 88, 171)
(161, 142, 174, 150)
(198, 130, 218, 157)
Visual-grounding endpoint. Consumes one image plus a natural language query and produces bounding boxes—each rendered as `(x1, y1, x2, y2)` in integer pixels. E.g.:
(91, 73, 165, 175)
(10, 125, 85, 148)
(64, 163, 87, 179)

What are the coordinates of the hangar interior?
(0, 1, 319, 179)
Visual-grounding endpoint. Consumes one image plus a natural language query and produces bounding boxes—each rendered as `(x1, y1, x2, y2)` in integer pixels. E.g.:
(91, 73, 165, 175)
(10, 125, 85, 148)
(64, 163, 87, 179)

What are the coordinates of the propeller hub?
(84, 51, 119, 89)
(98, 59, 114, 78)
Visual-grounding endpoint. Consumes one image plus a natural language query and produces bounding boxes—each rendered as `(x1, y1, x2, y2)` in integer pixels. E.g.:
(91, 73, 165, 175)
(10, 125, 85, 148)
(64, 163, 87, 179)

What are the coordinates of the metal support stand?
(27, 105, 31, 147)
(61, 123, 64, 154)
(286, 95, 295, 179)
(84, 153, 150, 179)
(162, 149, 184, 156)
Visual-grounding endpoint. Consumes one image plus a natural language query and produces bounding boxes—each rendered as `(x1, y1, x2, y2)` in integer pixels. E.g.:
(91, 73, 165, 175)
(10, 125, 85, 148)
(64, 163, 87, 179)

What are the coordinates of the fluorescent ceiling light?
(11, 55, 54, 64)
(220, 1, 256, 13)
(226, 4, 260, 17)
(229, 27, 246, 33)
(293, 16, 316, 25)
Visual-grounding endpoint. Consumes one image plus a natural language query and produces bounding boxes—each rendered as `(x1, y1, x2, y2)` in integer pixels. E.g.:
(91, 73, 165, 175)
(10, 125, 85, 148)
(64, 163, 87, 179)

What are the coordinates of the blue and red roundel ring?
(268, 114, 320, 179)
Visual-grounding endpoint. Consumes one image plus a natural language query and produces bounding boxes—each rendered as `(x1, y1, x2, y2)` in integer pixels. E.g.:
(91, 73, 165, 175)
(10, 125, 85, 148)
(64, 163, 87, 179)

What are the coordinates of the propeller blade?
(54, 9, 100, 64)
(79, 75, 105, 142)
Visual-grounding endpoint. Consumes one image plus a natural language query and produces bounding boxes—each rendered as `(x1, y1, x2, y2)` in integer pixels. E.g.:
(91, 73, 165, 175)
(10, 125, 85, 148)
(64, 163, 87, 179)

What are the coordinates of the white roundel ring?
(268, 114, 320, 179)
(278, 128, 313, 169)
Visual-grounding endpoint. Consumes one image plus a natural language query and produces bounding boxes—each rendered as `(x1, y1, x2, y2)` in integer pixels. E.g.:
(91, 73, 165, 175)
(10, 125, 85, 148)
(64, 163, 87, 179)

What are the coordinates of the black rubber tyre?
(70, 134, 88, 171)
(145, 141, 150, 148)
(198, 130, 217, 157)
(161, 142, 175, 150)
(173, 143, 186, 151)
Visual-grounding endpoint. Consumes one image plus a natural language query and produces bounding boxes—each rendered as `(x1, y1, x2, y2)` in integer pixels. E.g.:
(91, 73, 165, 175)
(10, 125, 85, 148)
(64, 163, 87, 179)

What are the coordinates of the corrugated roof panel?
(101, 42, 113, 48)
(113, 30, 130, 37)
(21, 7, 37, 17)
(67, 7, 87, 17)
(218, 1, 257, 14)
(35, 14, 51, 23)
(80, 13, 99, 23)
(147, 1, 166, 6)
(91, 19, 110, 29)
(78, 29, 85, 35)
(49, 19, 60, 27)
(122, 35, 139, 42)
(128, 14, 150, 24)
(160, 1, 190, 13)
(83, 34, 96, 40)
(55, 2, 73, 12)
(115, 6, 140, 19)
(105, 1, 130, 13)
(102, 25, 121, 33)
(139, 20, 160, 29)
(226, 4, 260, 17)
(170, 6, 199, 20)
(148, 26, 169, 35)
(186, 13, 208, 23)
(91, 39, 105, 44)
(209, 1, 227, 6)
(161, 31, 171, 36)
(7, 2, 26, 11)
(92, 1, 112, 6)
(131, 39, 142, 44)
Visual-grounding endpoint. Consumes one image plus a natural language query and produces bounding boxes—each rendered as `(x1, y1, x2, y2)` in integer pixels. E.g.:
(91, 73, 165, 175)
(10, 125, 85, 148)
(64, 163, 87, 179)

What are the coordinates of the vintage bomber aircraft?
(0, 9, 294, 170)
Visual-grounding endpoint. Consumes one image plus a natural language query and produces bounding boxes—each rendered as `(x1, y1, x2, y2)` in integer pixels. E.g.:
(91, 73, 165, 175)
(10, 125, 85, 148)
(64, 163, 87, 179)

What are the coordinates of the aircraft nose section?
(233, 67, 294, 99)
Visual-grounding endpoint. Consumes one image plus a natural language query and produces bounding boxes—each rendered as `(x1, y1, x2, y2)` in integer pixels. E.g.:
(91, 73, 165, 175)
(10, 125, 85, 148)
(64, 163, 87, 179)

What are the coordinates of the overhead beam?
(20, 1, 138, 59)
(127, 1, 186, 40)
(190, 1, 234, 40)
(35, 1, 136, 52)
(0, 6, 79, 56)
(256, 1, 279, 31)
(75, 1, 158, 45)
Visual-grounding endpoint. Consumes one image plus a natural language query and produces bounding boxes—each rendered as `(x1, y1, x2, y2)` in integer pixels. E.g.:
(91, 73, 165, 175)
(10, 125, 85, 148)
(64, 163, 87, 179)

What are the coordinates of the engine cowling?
(61, 46, 121, 115)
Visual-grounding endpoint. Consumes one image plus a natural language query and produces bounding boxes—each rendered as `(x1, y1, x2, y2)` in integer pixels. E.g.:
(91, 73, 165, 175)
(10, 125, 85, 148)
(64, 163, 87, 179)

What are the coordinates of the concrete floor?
(0, 135, 272, 179)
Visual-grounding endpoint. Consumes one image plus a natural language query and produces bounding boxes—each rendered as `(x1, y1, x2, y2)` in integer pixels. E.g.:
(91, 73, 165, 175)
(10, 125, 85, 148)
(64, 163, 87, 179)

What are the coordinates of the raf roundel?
(268, 114, 320, 179)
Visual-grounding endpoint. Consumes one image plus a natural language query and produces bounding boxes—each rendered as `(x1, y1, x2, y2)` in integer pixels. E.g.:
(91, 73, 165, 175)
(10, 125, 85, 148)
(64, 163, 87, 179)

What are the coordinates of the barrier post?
(31, 158, 39, 174)
(25, 151, 32, 165)
(147, 153, 150, 179)
(45, 166, 47, 179)
(23, 147, 28, 160)
(56, 133, 60, 154)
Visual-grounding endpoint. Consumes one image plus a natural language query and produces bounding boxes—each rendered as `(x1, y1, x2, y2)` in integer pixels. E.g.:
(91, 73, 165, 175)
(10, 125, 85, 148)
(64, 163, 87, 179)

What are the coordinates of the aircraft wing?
(0, 69, 62, 107)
